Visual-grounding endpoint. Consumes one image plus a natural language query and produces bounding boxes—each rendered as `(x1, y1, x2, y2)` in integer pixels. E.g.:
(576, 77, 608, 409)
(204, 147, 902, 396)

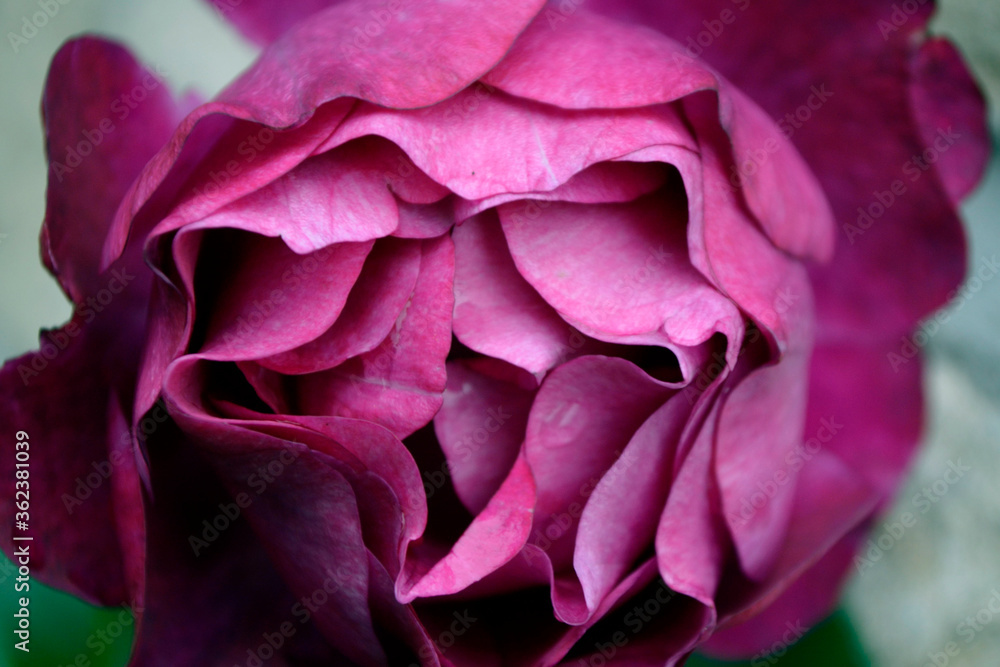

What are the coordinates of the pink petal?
(498, 190, 743, 356)
(453, 212, 584, 374)
(204, 0, 339, 46)
(433, 359, 536, 514)
(574, 397, 692, 613)
(908, 37, 990, 204)
(525, 356, 674, 622)
(655, 400, 728, 610)
(394, 198, 456, 239)
(196, 231, 373, 361)
(482, 9, 835, 262)
(186, 138, 411, 252)
(41, 37, 178, 304)
(106, 0, 546, 264)
(293, 235, 454, 438)
(455, 160, 672, 221)
(399, 454, 535, 602)
(259, 237, 422, 374)
(331, 89, 697, 202)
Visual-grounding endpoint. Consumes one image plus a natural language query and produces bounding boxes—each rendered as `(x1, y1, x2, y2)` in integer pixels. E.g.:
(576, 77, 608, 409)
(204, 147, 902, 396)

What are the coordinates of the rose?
(0, 0, 987, 664)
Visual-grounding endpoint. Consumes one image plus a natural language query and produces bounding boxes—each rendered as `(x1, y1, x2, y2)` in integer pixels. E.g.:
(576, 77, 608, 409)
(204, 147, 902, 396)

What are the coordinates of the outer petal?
(105, 0, 547, 264)
(706, 451, 878, 656)
(205, 0, 339, 47)
(482, 9, 836, 262)
(0, 349, 131, 605)
(908, 37, 990, 204)
(584, 0, 986, 338)
(1, 37, 176, 606)
(129, 423, 362, 666)
(41, 37, 178, 303)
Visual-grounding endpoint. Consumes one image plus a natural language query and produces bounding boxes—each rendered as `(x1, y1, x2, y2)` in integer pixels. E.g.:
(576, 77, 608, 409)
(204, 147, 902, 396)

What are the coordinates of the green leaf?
(0, 553, 133, 667)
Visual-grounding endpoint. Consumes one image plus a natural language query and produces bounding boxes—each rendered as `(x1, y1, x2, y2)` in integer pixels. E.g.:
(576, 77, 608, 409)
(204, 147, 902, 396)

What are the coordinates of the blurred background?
(0, 0, 997, 665)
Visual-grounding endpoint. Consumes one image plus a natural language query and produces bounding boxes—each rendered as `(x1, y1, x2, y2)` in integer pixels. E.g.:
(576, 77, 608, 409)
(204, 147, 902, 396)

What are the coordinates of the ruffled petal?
(41, 37, 178, 303)
(105, 0, 547, 265)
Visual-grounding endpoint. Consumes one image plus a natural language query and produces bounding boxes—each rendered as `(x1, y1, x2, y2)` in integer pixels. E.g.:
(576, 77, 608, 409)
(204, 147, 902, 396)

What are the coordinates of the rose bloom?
(0, 0, 989, 664)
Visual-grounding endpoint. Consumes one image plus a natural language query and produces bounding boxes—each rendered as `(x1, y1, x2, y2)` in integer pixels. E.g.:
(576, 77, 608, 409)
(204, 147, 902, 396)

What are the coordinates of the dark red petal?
(41, 37, 178, 303)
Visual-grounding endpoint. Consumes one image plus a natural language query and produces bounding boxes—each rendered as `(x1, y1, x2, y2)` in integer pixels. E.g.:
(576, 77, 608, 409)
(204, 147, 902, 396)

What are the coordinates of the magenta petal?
(114, 102, 354, 266)
(188, 140, 405, 252)
(525, 356, 674, 623)
(574, 396, 691, 612)
(909, 37, 990, 204)
(453, 213, 580, 374)
(394, 199, 455, 239)
(0, 348, 129, 604)
(333, 91, 697, 202)
(483, 9, 835, 262)
(260, 238, 422, 374)
(106, 0, 545, 265)
(41, 37, 178, 303)
(455, 160, 671, 221)
(593, 0, 981, 339)
(684, 116, 808, 350)
(656, 406, 728, 611)
(204, 0, 339, 46)
(202, 443, 390, 667)
(295, 235, 454, 437)
(433, 359, 536, 514)
(499, 191, 743, 351)
(806, 342, 923, 501)
(131, 429, 357, 666)
(706, 450, 878, 656)
(399, 454, 535, 602)
(198, 233, 372, 361)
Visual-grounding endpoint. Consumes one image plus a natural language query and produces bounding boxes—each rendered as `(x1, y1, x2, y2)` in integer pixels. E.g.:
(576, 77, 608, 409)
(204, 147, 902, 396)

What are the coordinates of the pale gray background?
(0, 1, 997, 664)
